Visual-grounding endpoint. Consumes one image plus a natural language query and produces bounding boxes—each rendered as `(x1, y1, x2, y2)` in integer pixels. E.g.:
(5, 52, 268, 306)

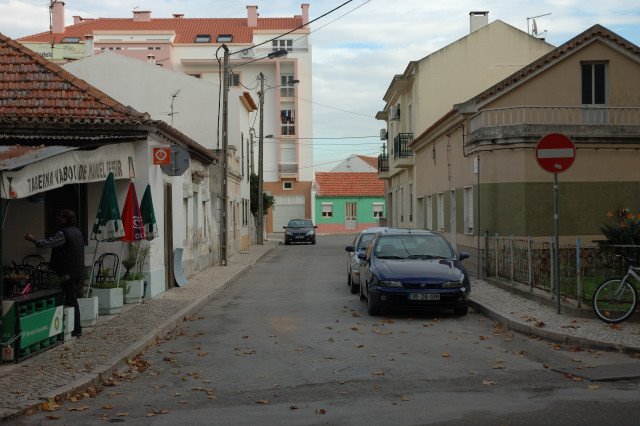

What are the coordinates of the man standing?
(25, 209, 84, 337)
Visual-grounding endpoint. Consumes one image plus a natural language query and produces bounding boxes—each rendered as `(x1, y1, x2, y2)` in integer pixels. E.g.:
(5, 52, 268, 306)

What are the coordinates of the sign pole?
(553, 172, 560, 314)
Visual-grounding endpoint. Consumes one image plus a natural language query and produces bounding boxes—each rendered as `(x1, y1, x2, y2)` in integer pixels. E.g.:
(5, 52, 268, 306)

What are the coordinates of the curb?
(7, 244, 276, 421)
(469, 299, 640, 354)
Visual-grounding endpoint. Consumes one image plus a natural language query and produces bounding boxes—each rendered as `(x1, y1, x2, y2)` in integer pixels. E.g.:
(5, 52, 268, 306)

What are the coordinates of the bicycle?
(592, 256, 639, 323)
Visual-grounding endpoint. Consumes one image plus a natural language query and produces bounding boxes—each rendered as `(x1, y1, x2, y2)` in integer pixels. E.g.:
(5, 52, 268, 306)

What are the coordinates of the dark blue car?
(358, 230, 470, 316)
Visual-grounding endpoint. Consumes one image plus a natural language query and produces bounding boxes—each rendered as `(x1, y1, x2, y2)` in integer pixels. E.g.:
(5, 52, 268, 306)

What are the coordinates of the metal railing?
(483, 235, 636, 305)
(378, 154, 389, 173)
(278, 162, 298, 177)
(469, 106, 640, 134)
(393, 133, 413, 159)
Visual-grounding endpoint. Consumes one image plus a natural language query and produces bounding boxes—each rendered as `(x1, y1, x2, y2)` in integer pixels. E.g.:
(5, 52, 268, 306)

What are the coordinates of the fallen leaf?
(631, 352, 640, 359)
(163, 356, 174, 362)
(535, 321, 545, 328)
(442, 352, 450, 358)
(552, 344, 561, 350)
(45, 415, 61, 420)
(479, 336, 487, 341)
(563, 373, 574, 379)
(327, 337, 335, 343)
(41, 400, 61, 412)
(289, 405, 299, 410)
(400, 395, 411, 401)
(372, 370, 385, 376)
(67, 406, 89, 412)
(482, 380, 496, 386)
(573, 376, 583, 382)
(588, 384, 600, 391)
(609, 324, 623, 330)
(117, 412, 129, 417)
(256, 400, 270, 404)
(355, 344, 364, 348)
(316, 408, 327, 415)
(571, 358, 582, 363)
(351, 311, 361, 317)
(197, 352, 208, 357)
(101, 404, 113, 410)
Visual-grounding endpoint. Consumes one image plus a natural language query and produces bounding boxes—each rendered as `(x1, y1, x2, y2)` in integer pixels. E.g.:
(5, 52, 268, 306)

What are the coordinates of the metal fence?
(483, 235, 631, 306)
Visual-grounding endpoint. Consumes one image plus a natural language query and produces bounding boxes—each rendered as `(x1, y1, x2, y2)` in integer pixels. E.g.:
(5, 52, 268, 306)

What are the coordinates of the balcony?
(377, 154, 389, 179)
(392, 133, 414, 168)
(468, 106, 640, 145)
(278, 162, 298, 179)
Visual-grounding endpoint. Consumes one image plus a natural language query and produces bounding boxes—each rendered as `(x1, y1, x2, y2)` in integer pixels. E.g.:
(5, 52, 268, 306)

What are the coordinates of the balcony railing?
(469, 106, 640, 134)
(393, 133, 414, 159)
(279, 162, 298, 177)
(378, 154, 389, 173)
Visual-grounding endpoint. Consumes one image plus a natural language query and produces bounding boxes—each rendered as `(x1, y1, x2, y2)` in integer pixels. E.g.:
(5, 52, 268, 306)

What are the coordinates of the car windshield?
(374, 234, 454, 260)
(287, 220, 313, 228)
(357, 233, 376, 250)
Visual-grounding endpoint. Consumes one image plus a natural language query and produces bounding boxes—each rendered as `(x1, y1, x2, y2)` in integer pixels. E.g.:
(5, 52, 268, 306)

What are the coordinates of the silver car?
(344, 227, 388, 294)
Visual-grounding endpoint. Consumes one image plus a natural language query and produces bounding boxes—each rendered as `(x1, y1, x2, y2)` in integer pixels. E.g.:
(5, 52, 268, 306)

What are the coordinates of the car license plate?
(408, 293, 440, 301)
(295, 236, 304, 239)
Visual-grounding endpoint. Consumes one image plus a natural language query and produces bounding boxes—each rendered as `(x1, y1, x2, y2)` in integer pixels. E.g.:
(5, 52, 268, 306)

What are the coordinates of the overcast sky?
(2, 0, 639, 171)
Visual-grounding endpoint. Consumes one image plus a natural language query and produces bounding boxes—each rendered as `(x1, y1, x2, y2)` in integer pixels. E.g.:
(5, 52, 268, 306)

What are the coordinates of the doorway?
(345, 202, 357, 230)
(450, 190, 457, 249)
(164, 184, 174, 289)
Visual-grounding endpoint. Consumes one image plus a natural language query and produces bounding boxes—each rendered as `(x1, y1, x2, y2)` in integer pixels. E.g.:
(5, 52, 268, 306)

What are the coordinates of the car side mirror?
(459, 252, 470, 261)
(314, 225, 318, 228)
(282, 226, 287, 230)
(345, 246, 355, 252)
(357, 252, 367, 261)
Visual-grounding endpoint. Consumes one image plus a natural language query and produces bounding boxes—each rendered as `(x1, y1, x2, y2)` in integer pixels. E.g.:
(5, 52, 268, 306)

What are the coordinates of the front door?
(450, 190, 457, 249)
(164, 184, 174, 289)
(345, 202, 357, 230)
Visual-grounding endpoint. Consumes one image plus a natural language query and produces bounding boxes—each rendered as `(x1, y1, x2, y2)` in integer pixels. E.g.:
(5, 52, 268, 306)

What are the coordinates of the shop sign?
(1, 143, 134, 199)
(22, 43, 86, 61)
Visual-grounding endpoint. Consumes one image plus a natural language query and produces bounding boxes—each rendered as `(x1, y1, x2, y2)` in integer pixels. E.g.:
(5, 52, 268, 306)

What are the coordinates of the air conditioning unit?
(391, 105, 401, 120)
(379, 129, 388, 140)
(240, 48, 254, 58)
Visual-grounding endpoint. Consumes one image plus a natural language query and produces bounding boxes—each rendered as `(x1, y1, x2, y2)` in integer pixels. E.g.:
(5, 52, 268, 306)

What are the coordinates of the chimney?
(147, 54, 156, 64)
(172, 13, 184, 18)
(84, 34, 93, 56)
(50, 1, 65, 34)
(133, 10, 152, 21)
(247, 5, 258, 27)
(469, 11, 489, 33)
(73, 15, 83, 25)
(301, 4, 309, 27)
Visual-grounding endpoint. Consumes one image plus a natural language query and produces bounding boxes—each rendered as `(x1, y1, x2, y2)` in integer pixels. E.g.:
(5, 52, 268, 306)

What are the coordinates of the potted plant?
(77, 267, 99, 327)
(121, 243, 149, 304)
(91, 269, 123, 315)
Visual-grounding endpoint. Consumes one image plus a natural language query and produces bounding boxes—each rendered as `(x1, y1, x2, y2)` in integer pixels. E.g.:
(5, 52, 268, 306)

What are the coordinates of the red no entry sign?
(536, 133, 575, 173)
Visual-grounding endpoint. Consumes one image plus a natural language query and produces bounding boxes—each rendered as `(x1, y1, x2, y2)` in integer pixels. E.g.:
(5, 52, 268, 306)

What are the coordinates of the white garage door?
(273, 195, 305, 231)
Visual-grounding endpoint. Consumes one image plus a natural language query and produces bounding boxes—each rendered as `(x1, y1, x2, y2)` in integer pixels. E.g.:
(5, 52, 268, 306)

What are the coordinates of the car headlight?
(305, 231, 314, 236)
(442, 278, 465, 288)
(380, 280, 403, 288)
(285, 230, 293, 236)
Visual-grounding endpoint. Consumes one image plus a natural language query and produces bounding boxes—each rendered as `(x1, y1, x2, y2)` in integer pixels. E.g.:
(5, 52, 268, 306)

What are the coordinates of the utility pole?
(249, 128, 255, 176)
(220, 45, 229, 265)
(257, 72, 265, 245)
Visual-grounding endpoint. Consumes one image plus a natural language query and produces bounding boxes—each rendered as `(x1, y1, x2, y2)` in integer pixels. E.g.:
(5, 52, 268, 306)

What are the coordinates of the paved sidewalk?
(470, 278, 640, 353)
(0, 242, 277, 420)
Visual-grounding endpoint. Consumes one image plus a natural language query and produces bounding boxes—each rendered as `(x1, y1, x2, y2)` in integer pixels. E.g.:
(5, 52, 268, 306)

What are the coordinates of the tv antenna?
(527, 12, 551, 38)
(168, 89, 180, 126)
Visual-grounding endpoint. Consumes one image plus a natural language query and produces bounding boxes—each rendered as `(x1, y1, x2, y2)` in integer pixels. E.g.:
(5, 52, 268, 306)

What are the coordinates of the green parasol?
(91, 172, 124, 242)
(140, 184, 158, 240)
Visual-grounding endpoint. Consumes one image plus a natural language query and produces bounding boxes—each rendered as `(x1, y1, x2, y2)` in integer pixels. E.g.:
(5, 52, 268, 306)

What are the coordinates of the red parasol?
(121, 181, 145, 242)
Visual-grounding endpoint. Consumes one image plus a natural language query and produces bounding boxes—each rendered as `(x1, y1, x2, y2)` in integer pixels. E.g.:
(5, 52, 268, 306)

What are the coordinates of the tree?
(250, 173, 275, 215)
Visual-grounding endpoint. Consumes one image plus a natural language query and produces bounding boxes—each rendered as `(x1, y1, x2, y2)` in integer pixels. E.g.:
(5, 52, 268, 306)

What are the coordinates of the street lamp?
(219, 47, 289, 265)
(256, 74, 300, 245)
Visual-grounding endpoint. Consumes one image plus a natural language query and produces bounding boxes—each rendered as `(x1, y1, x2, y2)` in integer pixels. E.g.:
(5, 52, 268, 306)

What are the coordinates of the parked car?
(358, 230, 470, 316)
(283, 219, 317, 245)
(345, 227, 388, 294)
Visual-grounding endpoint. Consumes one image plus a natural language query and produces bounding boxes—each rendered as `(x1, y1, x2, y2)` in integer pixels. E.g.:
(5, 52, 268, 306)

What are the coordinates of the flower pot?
(92, 287, 123, 315)
(123, 279, 144, 304)
(78, 296, 99, 327)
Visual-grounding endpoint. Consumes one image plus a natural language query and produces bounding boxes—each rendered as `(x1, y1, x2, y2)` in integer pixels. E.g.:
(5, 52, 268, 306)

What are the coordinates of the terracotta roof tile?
(356, 155, 378, 169)
(18, 17, 304, 44)
(315, 172, 385, 197)
(0, 32, 148, 125)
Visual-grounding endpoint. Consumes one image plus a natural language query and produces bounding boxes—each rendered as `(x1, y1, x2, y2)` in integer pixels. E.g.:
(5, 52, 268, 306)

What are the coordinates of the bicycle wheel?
(592, 278, 638, 323)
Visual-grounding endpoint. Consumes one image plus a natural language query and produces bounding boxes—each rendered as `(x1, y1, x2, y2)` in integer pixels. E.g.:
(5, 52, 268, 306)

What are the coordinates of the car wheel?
(350, 282, 358, 295)
(347, 272, 352, 287)
(367, 291, 381, 316)
(311, 238, 316, 245)
(454, 305, 468, 316)
(284, 239, 290, 245)
(359, 283, 366, 301)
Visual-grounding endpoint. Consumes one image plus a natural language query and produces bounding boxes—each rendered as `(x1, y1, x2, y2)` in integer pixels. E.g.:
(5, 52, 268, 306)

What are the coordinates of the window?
(183, 198, 189, 238)
(426, 195, 433, 230)
(400, 187, 404, 223)
(228, 72, 240, 87)
(437, 192, 444, 231)
(241, 132, 244, 177)
(281, 74, 296, 97)
(464, 187, 474, 235)
(195, 34, 211, 43)
(61, 37, 80, 43)
(322, 203, 333, 217)
(272, 39, 293, 52)
(193, 192, 199, 239)
(281, 109, 295, 135)
(202, 200, 208, 239)
(216, 34, 233, 43)
(409, 183, 413, 222)
(373, 203, 384, 218)
(283, 181, 293, 190)
(582, 63, 606, 105)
